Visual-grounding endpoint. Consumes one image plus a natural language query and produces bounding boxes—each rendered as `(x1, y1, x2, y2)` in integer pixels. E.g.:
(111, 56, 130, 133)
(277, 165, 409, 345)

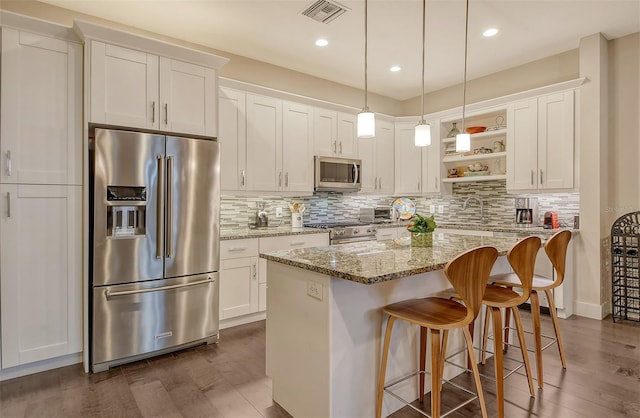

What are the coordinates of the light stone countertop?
(220, 226, 328, 240)
(260, 232, 533, 285)
(375, 221, 572, 236)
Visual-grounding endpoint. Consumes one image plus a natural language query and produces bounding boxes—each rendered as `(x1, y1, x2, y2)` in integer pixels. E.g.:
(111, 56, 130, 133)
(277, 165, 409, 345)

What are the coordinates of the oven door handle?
(104, 277, 214, 298)
(331, 236, 376, 245)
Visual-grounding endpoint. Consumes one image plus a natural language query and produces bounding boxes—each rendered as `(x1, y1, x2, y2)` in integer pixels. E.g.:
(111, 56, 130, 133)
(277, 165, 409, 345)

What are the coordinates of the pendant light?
(414, 0, 431, 146)
(357, 0, 375, 138)
(455, 0, 471, 152)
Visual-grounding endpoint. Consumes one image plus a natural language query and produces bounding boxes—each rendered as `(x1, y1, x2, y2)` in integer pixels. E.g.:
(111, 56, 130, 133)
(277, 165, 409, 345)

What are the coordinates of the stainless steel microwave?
(314, 156, 362, 192)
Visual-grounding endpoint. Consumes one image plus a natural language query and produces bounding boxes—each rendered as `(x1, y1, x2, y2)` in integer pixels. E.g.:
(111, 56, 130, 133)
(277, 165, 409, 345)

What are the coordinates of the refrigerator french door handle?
(156, 155, 165, 259)
(104, 277, 215, 298)
(166, 156, 174, 258)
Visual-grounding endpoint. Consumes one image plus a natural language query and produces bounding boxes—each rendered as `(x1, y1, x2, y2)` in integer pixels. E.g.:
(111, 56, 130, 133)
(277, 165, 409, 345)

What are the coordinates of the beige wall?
(608, 33, 640, 219)
(401, 50, 580, 115)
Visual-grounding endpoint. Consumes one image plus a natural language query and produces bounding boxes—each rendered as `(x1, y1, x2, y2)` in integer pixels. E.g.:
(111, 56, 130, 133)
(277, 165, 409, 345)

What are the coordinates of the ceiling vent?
(301, 0, 349, 24)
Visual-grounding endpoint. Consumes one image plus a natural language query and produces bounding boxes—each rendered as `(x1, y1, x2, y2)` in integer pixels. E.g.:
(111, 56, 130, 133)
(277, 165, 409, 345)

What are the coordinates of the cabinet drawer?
(220, 238, 259, 259)
(259, 233, 329, 252)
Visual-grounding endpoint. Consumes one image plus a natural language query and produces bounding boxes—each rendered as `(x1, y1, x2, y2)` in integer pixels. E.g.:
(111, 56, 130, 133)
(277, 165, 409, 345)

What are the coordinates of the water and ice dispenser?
(106, 186, 147, 237)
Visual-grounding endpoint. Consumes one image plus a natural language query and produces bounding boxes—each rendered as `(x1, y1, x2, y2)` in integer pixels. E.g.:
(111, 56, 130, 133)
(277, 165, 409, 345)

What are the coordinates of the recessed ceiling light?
(390, 66, 401, 72)
(483, 28, 499, 37)
(315, 39, 329, 47)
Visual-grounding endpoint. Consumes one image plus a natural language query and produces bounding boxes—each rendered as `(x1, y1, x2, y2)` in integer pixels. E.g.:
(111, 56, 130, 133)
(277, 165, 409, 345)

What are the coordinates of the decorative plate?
(393, 197, 416, 220)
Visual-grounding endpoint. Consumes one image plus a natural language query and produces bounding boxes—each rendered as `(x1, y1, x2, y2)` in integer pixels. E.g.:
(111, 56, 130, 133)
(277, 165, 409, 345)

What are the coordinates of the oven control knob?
(352, 228, 359, 234)
(334, 229, 345, 236)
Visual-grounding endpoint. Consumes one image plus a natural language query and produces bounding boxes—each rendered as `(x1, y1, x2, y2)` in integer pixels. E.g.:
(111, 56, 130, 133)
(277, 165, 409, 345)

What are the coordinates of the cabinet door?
(160, 57, 217, 136)
(422, 121, 441, 194)
(538, 91, 574, 189)
(313, 108, 337, 156)
(358, 137, 376, 193)
(1, 29, 82, 185)
(507, 98, 538, 190)
(219, 87, 246, 191)
(376, 120, 395, 194)
(90, 41, 159, 130)
(219, 257, 258, 319)
(336, 112, 358, 158)
(394, 123, 422, 195)
(246, 94, 283, 191)
(282, 101, 313, 192)
(0, 184, 82, 368)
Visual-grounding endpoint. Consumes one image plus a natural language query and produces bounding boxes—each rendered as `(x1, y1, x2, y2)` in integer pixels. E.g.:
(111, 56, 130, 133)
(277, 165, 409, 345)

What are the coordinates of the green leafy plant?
(407, 213, 437, 233)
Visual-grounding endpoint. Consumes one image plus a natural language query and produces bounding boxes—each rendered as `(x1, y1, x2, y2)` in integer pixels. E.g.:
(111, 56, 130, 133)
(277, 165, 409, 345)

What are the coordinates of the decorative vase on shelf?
(411, 232, 433, 247)
(447, 122, 460, 138)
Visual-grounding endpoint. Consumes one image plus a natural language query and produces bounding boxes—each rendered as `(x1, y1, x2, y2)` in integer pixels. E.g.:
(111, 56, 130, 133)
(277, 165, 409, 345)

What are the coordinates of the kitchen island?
(261, 233, 527, 418)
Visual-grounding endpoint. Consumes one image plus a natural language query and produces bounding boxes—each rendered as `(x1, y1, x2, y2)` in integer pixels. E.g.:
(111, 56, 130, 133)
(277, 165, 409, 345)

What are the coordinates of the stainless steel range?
(306, 221, 379, 245)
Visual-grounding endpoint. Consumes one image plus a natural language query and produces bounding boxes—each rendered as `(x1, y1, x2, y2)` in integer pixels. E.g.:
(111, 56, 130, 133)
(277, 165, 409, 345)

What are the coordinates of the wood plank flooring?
(0, 312, 638, 418)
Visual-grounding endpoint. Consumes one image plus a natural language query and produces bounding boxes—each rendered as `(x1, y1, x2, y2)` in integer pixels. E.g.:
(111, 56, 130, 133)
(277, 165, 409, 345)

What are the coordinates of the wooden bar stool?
(376, 246, 498, 418)
(491, 229, 571, 388)
(477, 236, 540, 418)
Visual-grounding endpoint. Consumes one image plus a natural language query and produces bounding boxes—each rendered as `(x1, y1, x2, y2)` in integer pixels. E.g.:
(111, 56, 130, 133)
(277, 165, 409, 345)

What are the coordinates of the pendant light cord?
(420, 0, 426, 124)
(461, 0, 469, 130)
(364, 0, 369, 112)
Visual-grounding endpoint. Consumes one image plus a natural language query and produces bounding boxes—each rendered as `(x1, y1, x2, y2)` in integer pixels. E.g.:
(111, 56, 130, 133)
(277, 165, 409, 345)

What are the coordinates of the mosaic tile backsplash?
(220, 181, 580, 229)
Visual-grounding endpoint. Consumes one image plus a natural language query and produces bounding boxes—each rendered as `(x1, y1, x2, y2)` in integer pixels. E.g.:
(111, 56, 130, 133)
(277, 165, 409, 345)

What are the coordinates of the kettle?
(256, 203, 269, 228)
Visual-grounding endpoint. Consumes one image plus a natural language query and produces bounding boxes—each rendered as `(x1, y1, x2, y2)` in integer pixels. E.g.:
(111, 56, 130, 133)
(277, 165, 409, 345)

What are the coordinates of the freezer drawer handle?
(104, 277, 214, 298)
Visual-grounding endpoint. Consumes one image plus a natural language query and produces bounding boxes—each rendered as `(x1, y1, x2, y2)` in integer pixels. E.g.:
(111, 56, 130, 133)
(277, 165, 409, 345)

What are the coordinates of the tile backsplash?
(220, 181, 580, 229)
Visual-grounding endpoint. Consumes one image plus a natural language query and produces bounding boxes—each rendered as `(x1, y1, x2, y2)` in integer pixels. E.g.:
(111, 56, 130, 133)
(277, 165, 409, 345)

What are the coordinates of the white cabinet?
(245, 95, 313, 193)
(394, 122, 440, 195)
(90, 41, 218, 136)
(0, 28, 82, 185)
(0, 184, 82, 368)
(507, 91, 575, 191)
(360, 120, 395, 194)
(259, 233, 329, 312)
(313, 109, 358, 158)
(219, 239, 259, 320)
(219, 87, 247, 191)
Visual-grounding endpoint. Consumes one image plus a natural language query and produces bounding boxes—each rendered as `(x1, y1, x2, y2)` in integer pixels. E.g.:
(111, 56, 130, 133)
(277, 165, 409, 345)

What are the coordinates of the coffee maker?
(255, 202, 269, 228)
(515, 197, 538, 227)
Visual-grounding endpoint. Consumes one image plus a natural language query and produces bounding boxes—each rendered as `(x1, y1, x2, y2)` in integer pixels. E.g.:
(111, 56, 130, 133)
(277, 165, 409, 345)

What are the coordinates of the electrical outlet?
(429, 204, 435, 214)
(275, 207, 283, 218)
(438, 205, 445, 214)
(307, 281, 323, 300)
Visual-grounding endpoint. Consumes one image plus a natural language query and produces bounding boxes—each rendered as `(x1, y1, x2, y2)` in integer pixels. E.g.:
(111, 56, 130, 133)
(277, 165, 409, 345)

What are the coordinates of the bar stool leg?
(481, 307, 491, 365)
(545, 289, 567, 369)
(503, 307, 511, 352)
(530, 290, 544, 388)
(439, 329, 449, 383)
(491, 306, 505, 418)
(419, 327, 427, 403)
(377, 316, 396, 418)
(430, 328, 441, 418)
(512, 307, 536, 396)
(462, 327, 488, 418)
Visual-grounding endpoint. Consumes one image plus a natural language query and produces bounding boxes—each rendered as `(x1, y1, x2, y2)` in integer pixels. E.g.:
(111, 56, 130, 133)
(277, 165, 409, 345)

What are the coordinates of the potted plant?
(407, 213, 437, 247)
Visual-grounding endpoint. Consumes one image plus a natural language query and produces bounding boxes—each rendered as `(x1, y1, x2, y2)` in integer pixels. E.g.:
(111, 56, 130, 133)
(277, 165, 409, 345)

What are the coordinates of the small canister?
(292, 212, 303, 228)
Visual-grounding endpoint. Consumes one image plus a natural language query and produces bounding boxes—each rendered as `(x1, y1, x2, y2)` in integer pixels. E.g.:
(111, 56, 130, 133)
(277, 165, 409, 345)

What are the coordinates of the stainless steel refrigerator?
(90, 128, 220, 372)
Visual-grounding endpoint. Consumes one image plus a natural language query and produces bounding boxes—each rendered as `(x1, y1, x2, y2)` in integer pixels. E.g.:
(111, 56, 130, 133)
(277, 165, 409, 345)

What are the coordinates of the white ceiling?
(38, 0, 640, 101)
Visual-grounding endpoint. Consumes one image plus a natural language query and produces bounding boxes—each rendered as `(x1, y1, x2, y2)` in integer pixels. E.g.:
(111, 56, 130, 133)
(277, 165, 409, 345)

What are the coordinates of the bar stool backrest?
(544, 230, 572, 287)
(507, 236, 542, 305)
(444, 246, 498, 326)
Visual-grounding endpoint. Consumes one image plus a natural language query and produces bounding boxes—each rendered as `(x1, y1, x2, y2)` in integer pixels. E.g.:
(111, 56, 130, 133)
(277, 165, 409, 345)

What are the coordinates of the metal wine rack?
(611, 211, 640, 322)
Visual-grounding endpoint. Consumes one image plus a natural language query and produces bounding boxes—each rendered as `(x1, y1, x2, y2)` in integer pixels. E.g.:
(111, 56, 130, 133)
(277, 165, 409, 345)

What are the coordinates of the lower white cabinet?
(0, 184, 82, 368)
(219, 239, 259, 320)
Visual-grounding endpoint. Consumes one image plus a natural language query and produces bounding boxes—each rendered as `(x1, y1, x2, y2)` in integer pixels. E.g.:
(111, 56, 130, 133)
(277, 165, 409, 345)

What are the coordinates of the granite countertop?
(260, 233, 527, 285)
(375, 221, 572, 236)
(220, 226, 328, 240)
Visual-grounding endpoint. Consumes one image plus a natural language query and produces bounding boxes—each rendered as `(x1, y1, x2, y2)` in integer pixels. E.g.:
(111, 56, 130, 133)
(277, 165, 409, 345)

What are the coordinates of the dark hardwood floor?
(0, 312, 638, 418)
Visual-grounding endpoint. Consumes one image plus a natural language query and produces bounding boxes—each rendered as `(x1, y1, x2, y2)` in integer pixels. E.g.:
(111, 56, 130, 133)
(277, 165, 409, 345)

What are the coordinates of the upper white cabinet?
(394, 123, 423, 195)
(89, 41, 218, 136)
(360, 119, 395, 194)
(313, 110, 358, 158)
(0, 184, 82, 368)
(282, 101, 314, 192)
(246, 94, 283, 191)
(0, 27, 82, 185)
(507, 91, 575, 191)
(219, 87, 247, 191)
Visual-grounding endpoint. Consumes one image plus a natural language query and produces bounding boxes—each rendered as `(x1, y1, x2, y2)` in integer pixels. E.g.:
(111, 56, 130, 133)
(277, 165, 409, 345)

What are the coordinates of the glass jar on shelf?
(446, 122, 460, 138)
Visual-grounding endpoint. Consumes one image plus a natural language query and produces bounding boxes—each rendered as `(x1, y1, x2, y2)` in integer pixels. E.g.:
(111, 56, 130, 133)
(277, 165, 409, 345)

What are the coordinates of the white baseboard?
(220, 311, 266, 330)
(574, 300, 609, 320)
(0, 353, 82, 382)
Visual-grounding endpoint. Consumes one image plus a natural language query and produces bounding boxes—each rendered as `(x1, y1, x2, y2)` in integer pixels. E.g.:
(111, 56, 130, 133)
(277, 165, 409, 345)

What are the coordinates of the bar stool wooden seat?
(376, 246, 498, 418)
(490, 229, 572, 389)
